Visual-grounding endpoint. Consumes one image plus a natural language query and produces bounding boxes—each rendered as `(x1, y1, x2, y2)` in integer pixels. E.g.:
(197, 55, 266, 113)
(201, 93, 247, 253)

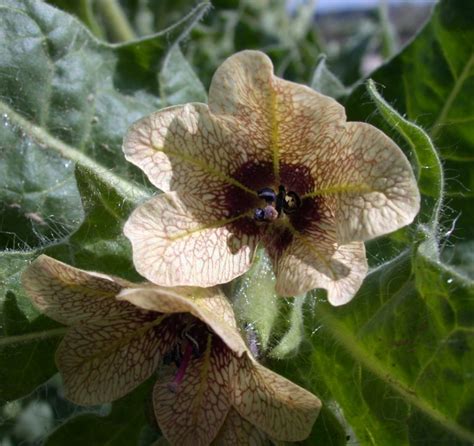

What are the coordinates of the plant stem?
(80, 0, 106, 40)
(378, 0, 398, 59)
(95, 0, 136, 42)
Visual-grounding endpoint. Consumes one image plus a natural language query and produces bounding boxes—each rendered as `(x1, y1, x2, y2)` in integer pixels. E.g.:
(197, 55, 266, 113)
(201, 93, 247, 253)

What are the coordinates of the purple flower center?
(254, 185, 302, 222)
(224, 161, 323, 251)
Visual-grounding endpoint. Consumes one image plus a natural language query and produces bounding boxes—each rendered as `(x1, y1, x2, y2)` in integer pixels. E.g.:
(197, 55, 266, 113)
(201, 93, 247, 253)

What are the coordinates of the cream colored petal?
(118, 285, 237, 327)
(229, 353, 321, 442)
(306, 122, 420, 243)
(123, 103, 255, 199)
(56, 313, 175, 405)
(269, 226, 367, 305)
(153, 342, 232, 446)
(124, 191, 257, 288)
(209, 50, 346, 179)
(213, 408, 269, 446)
(118, 286, 247, 356)
(21, 255, 135, 325)
(209, 51, 418, 243)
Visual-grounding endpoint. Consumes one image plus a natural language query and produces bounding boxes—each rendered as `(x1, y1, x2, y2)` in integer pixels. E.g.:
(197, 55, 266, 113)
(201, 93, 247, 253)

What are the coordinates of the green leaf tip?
(366, 79, 444, 237)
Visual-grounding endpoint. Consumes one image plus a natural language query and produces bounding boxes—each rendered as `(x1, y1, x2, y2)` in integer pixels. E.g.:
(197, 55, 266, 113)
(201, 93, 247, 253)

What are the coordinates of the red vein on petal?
(152, 145, 258, 196)
(54, 284, 116, 298)
(79, 314, 169, 363)
(286, 222, 337, 280)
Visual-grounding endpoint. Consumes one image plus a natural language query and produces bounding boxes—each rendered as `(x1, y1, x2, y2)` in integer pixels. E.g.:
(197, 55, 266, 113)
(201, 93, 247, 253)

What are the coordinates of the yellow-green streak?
(269, 88, 280, 185)
(302, 183, 373, 199)
(193, 334, 213, 422)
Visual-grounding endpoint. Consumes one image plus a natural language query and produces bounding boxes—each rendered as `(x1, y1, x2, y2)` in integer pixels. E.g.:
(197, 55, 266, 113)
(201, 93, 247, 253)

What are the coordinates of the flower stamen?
(283, 190, 301, 214)
(258, 187, 277, 203)
(167, 341, 194, 393)
(254, 185, 301, 221)
(254, 205, 279, 222)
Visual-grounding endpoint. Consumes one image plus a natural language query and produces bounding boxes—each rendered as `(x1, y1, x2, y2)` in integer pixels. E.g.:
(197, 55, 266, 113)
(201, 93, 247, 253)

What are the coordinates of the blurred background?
(1, 0, 437, 444)
(37, 0, 437, 90)
(97, 0, 436, 88)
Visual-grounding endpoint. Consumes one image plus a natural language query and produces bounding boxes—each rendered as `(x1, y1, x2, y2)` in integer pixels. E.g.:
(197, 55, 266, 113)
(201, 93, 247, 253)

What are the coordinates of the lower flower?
(22, 255, 321, 445)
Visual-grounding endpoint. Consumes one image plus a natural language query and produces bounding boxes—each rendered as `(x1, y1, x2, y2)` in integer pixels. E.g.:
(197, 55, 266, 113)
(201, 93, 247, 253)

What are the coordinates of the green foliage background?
(0, 0, 473, 445)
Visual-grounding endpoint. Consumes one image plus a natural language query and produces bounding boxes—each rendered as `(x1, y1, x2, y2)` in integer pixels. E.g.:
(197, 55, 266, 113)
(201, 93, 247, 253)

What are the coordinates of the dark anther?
(163, 346, 181, 368)
(263, 205, 278, 221)
(184, 332, 201, 356)
(254, 206, 278, 222)
(254, 208, 266, 221)
(275, 186, 301, 215)
(275, 185, 286, 214)
(255, 186, 301, 220)
(283, 191, 301, 213)
(257, 187, 276, 203)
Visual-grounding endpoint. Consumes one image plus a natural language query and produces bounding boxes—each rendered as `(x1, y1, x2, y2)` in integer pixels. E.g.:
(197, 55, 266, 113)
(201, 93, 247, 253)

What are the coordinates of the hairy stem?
(95, 0, 136, 42)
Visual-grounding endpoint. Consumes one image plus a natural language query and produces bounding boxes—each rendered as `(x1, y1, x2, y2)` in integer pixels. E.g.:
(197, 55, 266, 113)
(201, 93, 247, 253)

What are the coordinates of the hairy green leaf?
(159, 45, 207, 106)
(0, 0, 208, 402)
(366, 80, 444, 233)
(273, 244, 474, 445)
(44, 380, 155, 446)
(311, 55, 348, 99)
(0, 250, 40, 322)
(0, 284, 65, 401)
(0, 251, 65, 401)
(46, 166, 140, 279)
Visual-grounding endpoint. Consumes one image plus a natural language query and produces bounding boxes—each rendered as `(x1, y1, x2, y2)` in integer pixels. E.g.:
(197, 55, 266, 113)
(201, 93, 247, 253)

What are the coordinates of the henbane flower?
(123, 50, 420, 305)
(22, 255, 321, 445)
